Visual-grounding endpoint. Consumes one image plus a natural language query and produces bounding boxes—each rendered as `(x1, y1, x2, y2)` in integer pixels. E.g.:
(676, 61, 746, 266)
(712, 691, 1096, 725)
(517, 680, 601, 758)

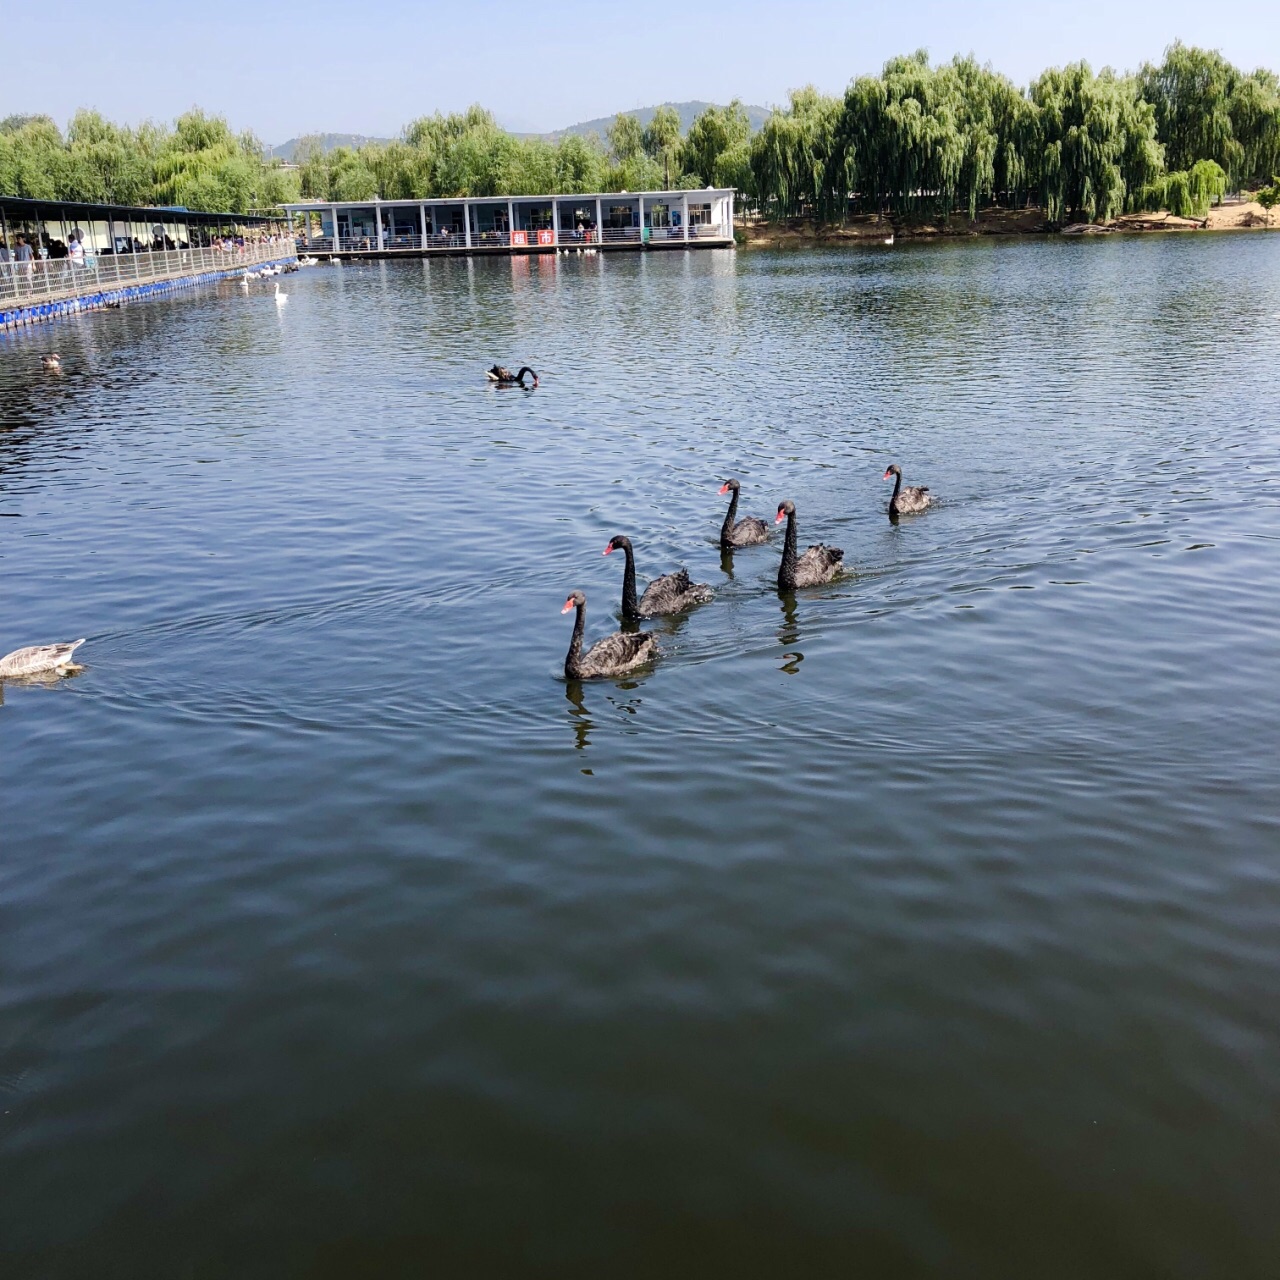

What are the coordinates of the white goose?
(0, 639, 86, 678)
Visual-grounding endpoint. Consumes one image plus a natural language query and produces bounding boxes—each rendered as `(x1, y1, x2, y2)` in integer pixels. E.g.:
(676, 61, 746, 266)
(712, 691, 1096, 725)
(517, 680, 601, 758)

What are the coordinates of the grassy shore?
(736, 200, 1278, 247)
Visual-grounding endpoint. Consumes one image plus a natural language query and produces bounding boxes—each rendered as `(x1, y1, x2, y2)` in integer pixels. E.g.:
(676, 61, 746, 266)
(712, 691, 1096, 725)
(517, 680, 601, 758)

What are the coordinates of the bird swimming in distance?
(561, 591, 658, 679)
(883, 464, 932, 515)
(41, 354, 62, 371)
(487, 365, 539, 388)
(718, 478, 770, 548)
(775, 501, 843, 590)
(604, 535, 714, 618)
(0, 638, 85, 678)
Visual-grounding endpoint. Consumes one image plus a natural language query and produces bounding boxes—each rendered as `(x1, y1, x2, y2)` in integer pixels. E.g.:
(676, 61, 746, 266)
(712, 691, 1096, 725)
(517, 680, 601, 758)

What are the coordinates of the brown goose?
(718, 479, 770, 548)
(604, 535, 713, 618)
(562, 591, 658, 679)
(775, 501, 843, 590)
(0, 639, 85, 678)
(884, 464, 932, 515)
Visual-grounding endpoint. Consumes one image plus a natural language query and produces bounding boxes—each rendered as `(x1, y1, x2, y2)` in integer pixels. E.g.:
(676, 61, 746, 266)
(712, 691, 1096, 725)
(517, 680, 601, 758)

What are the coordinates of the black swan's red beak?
(602, 544, 613, 555)
(561, 599, 574, 613)
(775, 510, 786, 524)
(883, 469, 893, 480)
(718, 482, 729, 495)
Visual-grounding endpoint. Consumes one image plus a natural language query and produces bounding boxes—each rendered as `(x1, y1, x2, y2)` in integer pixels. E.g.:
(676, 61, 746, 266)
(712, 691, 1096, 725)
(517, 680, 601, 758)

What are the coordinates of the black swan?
(884, 464, 932, 515)
(604, 535, 714, 618)
(775, 501, 843, 590)
(562, 591, 658, 679)
(718, 479, 770, 548)
(487, 365, 539, 388)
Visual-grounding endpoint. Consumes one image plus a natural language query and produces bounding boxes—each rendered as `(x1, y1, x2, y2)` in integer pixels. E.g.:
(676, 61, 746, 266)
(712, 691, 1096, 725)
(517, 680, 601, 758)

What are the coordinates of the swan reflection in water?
(777, 594, 805, 674)
(563, 680, 646, 759)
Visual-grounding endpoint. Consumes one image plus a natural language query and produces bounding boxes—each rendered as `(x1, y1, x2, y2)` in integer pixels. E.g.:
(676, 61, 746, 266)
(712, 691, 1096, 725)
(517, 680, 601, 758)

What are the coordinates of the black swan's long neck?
(890, 471, 902, 509)
(565, 603, 585, 677)
(620, 543, 639, 617)
(778, 512, 798, 589)
(720, 489, 740, 544)
(517, 366, 535, 384)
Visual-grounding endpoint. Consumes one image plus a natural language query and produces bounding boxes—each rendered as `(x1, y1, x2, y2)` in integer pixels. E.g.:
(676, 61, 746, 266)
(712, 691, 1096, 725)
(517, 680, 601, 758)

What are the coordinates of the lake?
(2, 236, 1279, 1278)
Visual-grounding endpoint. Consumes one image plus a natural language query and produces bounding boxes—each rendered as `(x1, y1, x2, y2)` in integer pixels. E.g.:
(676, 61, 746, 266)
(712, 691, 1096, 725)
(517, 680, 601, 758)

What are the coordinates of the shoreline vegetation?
(1, 43, 1278, 228)
(737, 198, 1279, 248)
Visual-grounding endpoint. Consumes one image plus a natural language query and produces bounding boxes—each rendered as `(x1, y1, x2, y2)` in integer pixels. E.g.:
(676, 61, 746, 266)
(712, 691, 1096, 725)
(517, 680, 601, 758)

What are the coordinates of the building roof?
(0, 194, 275, 223)
(283, 188, 733, 210)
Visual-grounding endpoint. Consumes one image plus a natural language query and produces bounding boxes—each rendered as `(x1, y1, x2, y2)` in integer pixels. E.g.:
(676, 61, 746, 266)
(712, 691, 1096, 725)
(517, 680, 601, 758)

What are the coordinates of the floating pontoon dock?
(285, 188, 735, 258)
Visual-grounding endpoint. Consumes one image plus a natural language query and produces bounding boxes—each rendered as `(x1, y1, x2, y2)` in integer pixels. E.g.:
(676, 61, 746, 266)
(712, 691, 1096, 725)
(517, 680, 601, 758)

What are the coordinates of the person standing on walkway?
(14, 236, 34, 295)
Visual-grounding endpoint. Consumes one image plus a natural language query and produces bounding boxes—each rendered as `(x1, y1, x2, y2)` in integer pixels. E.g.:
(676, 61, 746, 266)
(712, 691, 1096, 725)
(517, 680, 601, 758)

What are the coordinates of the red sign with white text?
(537, 229, 554, 245)
(511, 230, 528, 246)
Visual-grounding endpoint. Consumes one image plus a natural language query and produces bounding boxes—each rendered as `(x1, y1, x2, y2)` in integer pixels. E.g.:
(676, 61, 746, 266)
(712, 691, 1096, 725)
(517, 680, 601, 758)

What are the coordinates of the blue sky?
(8, 0, 1280, 143)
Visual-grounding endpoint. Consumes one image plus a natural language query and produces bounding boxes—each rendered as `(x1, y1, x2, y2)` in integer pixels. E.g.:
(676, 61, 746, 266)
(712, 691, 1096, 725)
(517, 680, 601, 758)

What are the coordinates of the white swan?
(0, 639, 85, 678)
(274, 283, 288, 306)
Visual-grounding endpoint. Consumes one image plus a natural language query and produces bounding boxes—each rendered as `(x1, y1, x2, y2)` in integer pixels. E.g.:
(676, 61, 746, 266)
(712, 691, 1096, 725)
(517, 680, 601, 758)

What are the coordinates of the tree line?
(0, 109, 294, 214)
(748, 44, 1279, 223)
(3, 43, 1278, 223)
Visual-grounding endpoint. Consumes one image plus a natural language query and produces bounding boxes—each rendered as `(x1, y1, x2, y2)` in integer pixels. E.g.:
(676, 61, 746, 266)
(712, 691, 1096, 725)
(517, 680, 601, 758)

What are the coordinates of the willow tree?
(1139, 44, 1242, 178)
(0, 115, 71, 200)
(642, 106, 683, 188)
(750, 87, 847, 220)
(1030, 64, 1161, 222)
(684, 101, 751, 188)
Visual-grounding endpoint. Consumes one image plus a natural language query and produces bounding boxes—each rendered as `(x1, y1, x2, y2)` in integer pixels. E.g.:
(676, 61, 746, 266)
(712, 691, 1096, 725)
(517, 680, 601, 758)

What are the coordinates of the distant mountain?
(271, 103, 771, 159)
(270, 133, 393, 161)
(529, 101, 771, 141)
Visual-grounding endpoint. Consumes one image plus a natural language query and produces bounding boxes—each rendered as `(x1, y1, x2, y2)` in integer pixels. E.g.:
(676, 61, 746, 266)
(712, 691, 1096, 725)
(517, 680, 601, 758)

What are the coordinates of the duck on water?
(603, 535, 714, 618)
(775, 501, 843, 590)
(562, 591, 658, 679)
(486, 365, 539, 388)
(718, 479, 771, 548)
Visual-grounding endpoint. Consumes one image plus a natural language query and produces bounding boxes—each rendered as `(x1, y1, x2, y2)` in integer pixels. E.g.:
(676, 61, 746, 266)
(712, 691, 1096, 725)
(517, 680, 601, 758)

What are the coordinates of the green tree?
(642, 105, 683, 187)
(684, 101, 750, 187)
(607, 113, 645, 164)
(1139, 43, 1242, 178)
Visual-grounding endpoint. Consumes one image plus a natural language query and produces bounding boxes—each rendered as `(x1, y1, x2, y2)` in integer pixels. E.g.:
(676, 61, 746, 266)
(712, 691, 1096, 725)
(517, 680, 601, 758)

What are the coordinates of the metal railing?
(289, 221, 732, 258)
(0, 239, 295, 308)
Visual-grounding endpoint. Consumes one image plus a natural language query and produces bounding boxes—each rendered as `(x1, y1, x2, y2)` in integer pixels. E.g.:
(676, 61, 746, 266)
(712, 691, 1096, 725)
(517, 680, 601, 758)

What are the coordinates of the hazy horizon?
(5, 0, 1279, 143)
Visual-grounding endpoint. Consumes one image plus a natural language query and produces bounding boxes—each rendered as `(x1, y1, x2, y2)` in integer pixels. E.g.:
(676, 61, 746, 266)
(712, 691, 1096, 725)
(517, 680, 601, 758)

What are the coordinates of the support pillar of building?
(419, 204, 428, 247)
(552, 200, 560, 246)
(376, 202, 385, 251)
(463, 203, 472, 248)
(595, 198, 603, 243)
(638, 196, 645, 243)
(506, 200, 515, 246)
(330, 205, 340, 252)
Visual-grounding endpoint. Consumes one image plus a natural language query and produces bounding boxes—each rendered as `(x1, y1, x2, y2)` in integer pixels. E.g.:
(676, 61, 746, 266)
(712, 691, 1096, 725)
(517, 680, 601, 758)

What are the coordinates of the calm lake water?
(3, 236, 1280, 1278)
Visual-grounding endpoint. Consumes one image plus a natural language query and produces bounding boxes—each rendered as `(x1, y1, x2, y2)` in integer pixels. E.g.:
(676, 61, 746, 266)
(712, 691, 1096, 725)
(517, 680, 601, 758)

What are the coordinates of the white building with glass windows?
(284, 188, 735, 257)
